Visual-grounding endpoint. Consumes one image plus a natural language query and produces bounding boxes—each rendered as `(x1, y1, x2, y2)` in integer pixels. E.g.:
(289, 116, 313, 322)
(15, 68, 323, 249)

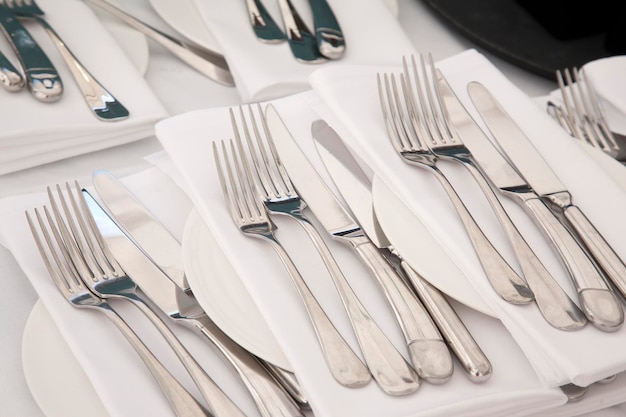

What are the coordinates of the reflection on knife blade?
(91, 170, 305, 416)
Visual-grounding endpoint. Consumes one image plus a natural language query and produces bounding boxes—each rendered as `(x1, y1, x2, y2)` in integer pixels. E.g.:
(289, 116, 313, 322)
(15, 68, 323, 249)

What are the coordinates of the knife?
(245, 0, 286, 43)
(277, 0, 326, 64)
(312, 119, 492, 383)
(467, 81, 625, 332)
(308, 0, 345, 59)
(434, 69, 587, 331)
(265, 104, 455, 384)
(91, 171, 305, 417)
(0, 6, 62, 101)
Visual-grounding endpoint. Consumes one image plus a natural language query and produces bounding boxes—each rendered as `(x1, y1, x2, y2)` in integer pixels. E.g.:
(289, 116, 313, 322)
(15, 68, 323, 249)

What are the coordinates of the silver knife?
(312, 119, 492, 383)
(0, 6, 62, 101)
(467, 81, 625, 332)
(91, 171, 305, 417)
(266, 104, 454, 384)
(277, 0, 326, 64)
(435, 69, 587, 331)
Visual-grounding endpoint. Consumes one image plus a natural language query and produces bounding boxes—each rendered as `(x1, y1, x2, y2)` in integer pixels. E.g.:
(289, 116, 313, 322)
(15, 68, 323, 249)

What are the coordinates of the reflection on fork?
(378, 56, 534, 306)
(0, 0, 129, 121)
(26, 206, 214, 417)
(548, 67, 626, 163)
(212, 137, 375, 389)
(35, 182, 246, 417)
(230, 104, 427, 391)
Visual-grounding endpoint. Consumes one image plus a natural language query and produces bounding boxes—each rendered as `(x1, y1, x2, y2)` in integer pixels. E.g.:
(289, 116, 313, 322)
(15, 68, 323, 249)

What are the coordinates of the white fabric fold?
(189, 0, 414, 102)
(308, 48, 626, 388)
(0, 0, 168, 175)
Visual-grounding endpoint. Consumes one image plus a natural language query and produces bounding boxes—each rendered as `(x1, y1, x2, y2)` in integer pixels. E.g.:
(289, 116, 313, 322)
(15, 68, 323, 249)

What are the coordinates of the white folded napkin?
(0, 0, 168, 175)
(548, 55, 626, 137)
(153, 89, 577, 416)
(309, 48, 626, 388)
(189, 0, 415, 102)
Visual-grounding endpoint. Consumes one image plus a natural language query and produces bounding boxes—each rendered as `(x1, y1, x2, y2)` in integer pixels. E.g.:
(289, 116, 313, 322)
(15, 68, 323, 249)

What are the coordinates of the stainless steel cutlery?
(0, 48, 23, 90)
(468, 81, 625, 332)
(245, 0, 286, 43)
(309, 0, 344, 59)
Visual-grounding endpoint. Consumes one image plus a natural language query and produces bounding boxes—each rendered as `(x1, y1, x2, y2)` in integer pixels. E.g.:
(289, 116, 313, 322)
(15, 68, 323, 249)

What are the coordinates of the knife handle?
(129, 297, 247, 417)
(180, 315, 305, 417)
(0, 9, 62, 101)
(0, 49, 24, 91)
(308, 0, 345, 59)
(519, 195, 623, 332)
(245, 0, 286, 43)
(99, 304, 214, 417)
(563, 204, 626, 302)
(398, 261, 492, 383)
(349, 236, 453, 384)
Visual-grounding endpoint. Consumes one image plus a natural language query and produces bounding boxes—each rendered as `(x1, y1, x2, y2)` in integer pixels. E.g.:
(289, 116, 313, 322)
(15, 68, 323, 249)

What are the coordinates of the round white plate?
(149, 0, 398, 53)
(22, 300, 109, 417)
(182, 208, 292, 371)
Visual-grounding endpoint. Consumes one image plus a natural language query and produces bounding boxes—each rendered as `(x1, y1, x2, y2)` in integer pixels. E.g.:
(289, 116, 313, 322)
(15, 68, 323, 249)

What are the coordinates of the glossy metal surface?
(86, 0, 234, 86)
(26, 209, 214, 417)
(92, 170, 305, 417)
(0, 5, 61, 101)
(212, 138, 376, 391)
(313, 119, 495, 383)
(436, 67, 587, 331)
(276, 0, 326, 63)
(309, 0, 345, 59)
(0, 49, 23, 91)
(468, 81, 625, 332)
(245, 0, 285, 43)
(2, 0, 129, 120)
(266, 104, 430, 393)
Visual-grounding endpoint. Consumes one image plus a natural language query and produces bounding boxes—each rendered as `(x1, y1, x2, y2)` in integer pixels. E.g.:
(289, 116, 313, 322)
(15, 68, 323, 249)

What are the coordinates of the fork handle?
(0, 50, 24, 91)
(99, 304, 214, 417)
(179, 314, 304, 417)
(462, 157, 586, 331)
(292, 215, 421, 394)
(129, 296, 247, 417)
(431, 166, 533, 304)
(261, 232, 373, 388)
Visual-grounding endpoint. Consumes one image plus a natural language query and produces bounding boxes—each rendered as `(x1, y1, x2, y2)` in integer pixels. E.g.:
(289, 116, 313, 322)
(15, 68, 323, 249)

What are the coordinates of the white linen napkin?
(189, 0, 415, 102)
(548, 55, 626, 137)
(309, 48, 626, 388)
(0, 0, 168, 175)
(153, 89, 577, 417)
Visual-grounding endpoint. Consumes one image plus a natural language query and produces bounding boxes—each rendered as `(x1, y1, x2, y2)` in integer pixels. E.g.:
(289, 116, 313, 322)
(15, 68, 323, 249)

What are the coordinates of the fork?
(45, 182, 246, 417)
(26, 207, 215, 417)
(548, 67, 626, 163)
(1, 0, 129, 121)
(212, 138, 383, 391)
(0, 48, 23, 91)
(230, 105, 430, 389)
(378, 60, 534, 306)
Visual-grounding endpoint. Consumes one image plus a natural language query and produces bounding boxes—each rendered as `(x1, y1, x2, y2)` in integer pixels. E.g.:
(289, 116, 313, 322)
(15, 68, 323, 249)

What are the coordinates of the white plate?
(149, 0, 398, 54)
(22, 300, 109, 417)
(182, 208, 292, 371)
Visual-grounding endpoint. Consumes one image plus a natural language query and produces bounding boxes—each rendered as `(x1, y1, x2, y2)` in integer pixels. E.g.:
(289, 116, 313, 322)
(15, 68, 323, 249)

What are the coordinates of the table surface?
(0, 1, 561, 416)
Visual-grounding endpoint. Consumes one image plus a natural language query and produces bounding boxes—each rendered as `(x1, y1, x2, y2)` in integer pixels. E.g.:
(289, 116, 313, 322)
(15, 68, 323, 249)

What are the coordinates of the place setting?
(2, 1, 626, 417)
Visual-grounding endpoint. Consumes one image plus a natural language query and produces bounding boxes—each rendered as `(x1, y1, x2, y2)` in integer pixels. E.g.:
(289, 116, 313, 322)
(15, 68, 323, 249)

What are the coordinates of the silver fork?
(45, 182, 246, 417)
(548, 67, 626, 163)
(1, 0, 129, 121)
(405, 54, 585, 329)
(378, 61, 534, 306)
(212, 138, 378, 390)
(231, 105, 429, 390)
(26, 207, 215, 417)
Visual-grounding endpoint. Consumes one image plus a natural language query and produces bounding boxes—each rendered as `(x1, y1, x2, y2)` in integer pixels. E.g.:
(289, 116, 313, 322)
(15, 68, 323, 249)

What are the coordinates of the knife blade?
(435, 69, 587, 331)
(467, 81, 625, 332)
(266, 104, 453, 384)
(91, 171, 305, 416)
(0, 6, 62, 101)
(312, 119, 492, 382)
